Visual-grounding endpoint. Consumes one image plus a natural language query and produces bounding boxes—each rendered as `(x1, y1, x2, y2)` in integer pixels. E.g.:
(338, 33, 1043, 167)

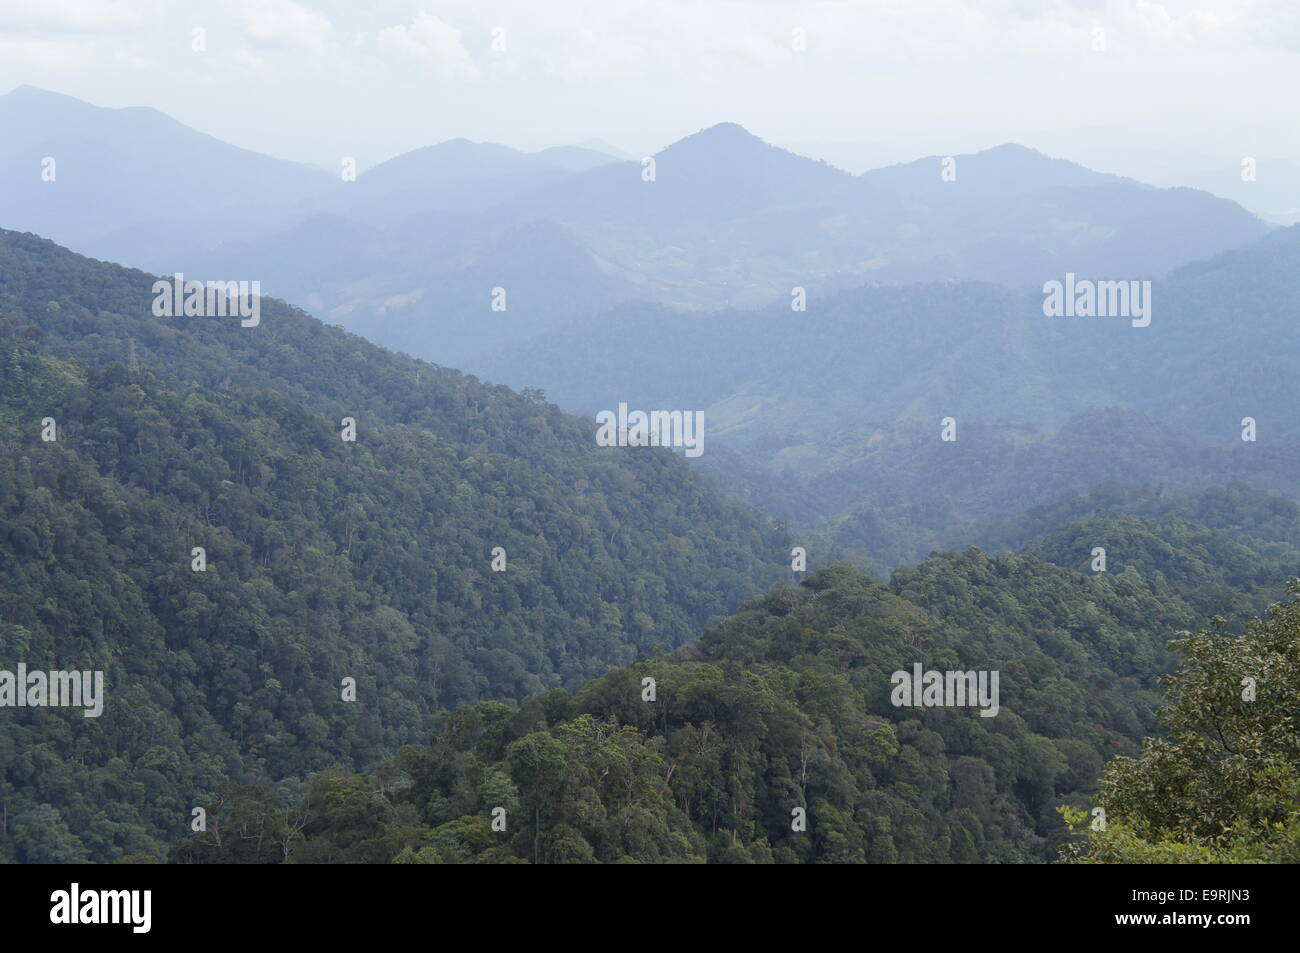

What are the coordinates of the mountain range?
(1, 86, 1274, 373)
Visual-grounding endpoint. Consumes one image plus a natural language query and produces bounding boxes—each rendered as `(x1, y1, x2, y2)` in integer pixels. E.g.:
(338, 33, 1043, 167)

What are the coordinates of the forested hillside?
(173, 541, 1295, 865)
(0, 232, 791, 862)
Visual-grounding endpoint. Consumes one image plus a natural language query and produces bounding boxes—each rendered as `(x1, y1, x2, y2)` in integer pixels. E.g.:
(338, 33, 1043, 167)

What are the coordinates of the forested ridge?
(174, 546, 1298, 864)
(0, 232, 790, 862)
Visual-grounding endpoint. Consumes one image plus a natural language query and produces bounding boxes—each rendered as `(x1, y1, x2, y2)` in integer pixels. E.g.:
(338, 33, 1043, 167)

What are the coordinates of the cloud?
(0, 0, 151, 32)
(377, 12, 478, 77)
(236, 0, 333, 53)
(0, 35, 98, 69)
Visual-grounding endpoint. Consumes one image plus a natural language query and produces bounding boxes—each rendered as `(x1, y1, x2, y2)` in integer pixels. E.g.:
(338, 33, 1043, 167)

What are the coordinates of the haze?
(1, 0, 1298, 185)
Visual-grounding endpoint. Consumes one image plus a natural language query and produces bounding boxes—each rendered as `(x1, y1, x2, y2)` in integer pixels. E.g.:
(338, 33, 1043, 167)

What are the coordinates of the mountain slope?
(482, 224, 1300, 553)
(0, 230, 791, 862)
(858, 143, 1131, 196)
(0, 86, 332, 271)
(329, 139, 617, 223)
(176, 547, 1256, 864)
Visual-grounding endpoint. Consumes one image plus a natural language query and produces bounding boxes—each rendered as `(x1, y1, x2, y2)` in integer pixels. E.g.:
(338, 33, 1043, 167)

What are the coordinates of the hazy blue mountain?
(574, 138, 638, 160)
(892, 181, 1269, 285)
(473, 125, 1268, 308)
(483, 123, 905, 310)
(0, 92, 1274, 380)
(486, 221, 1300, 443)
(331, 139, 618, 223)
(532, 145, 623, 172)
(858, 143, 1131, 196)
(1178, 159, 1300, 225)
(506, 122, 861, 225)
(479, 224, 1300, 555)
(0, 85, 333, 270)
(330, 218, 641, 368)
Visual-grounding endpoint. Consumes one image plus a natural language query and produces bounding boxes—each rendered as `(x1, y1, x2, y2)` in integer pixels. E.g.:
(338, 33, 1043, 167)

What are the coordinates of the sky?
(1, 0, 1298, 178)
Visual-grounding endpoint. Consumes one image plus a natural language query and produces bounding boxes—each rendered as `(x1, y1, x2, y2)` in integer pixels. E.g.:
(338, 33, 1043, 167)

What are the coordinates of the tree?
(1062, 584, 1300, 863)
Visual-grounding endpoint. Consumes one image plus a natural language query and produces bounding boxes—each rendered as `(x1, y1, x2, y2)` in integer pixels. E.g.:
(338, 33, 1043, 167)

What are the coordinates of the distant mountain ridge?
(0, 88, 1273, 373)
(858, 142, 1134, 195)
(0, 85, 333, 267)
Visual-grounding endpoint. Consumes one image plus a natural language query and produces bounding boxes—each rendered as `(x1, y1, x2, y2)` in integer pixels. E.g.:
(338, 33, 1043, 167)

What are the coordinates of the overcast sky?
(1, 0, 1297, 178)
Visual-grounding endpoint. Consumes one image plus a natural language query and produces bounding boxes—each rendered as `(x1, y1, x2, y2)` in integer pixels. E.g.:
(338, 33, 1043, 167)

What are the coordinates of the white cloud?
(377, 12, 477, 77)
(236, 0, 333, 52)
(0, 0, 152, 32)
(0, 35, 98, 69)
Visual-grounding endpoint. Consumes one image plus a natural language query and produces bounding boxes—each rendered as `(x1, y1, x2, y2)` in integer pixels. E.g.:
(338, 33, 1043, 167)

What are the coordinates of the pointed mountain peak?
(654, 123, 846, 184)
(662, 122, 768, 155)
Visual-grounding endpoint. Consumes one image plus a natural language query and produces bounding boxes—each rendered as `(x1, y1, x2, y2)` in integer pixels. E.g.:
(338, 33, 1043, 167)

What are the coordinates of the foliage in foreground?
(1060, 585, 1300, 863)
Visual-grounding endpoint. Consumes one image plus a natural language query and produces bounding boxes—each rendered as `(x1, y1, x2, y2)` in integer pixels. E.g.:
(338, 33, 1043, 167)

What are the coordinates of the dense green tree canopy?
(1062, 585, 1300, 864)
